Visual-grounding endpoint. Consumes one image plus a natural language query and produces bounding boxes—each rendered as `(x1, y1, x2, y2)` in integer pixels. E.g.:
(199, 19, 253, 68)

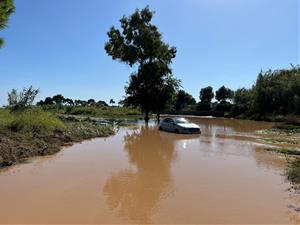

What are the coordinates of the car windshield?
(174, 118, 189, 124)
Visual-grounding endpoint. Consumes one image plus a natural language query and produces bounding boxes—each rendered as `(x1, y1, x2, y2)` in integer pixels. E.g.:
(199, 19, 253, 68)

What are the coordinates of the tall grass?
(0, 109, 14, 128)
(0, 108, 65, 134)
(286, 159, 300, 192)
(44, 105, 142, 118)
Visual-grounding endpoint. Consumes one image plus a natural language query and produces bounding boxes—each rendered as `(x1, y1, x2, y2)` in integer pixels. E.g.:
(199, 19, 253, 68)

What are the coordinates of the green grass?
(262, 138, 299, 145)
(0, 109, 14, 128)
(0, 108, 115, 167)
(286, 159, 300, 192)
(265, 147, 300, 156)
(0, 108, 65, 134)
(43, 105, 142, 118)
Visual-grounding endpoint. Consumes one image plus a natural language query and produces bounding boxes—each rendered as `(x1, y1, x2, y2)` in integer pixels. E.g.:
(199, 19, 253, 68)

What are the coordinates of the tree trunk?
(156, 112, 160, 123)
(144, 110, 149, 123)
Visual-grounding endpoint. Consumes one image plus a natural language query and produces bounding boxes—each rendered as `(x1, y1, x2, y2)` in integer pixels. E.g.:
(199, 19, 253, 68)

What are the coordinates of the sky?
(0, 0, 299, 105)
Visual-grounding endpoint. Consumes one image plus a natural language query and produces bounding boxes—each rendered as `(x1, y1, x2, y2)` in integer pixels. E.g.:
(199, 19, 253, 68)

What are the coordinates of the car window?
(174, 118, 189, 124)
(163, 118, 173, 123)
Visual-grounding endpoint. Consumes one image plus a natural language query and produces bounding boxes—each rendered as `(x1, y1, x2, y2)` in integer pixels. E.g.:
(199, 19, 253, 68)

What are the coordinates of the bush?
(197, 102, 211, 111)
(224, 112, 232, 118)
(214, 102, 232, 112)
(8, 108, 65, 134)
(285, 114, 300, 126)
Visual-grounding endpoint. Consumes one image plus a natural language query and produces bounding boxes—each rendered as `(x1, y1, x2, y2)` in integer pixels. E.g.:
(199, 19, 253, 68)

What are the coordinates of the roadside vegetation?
(37, 95, 142, 118)
(170, 66, 300, 123)
(0, 88, 114, 168)
(286, 159, 300, 192)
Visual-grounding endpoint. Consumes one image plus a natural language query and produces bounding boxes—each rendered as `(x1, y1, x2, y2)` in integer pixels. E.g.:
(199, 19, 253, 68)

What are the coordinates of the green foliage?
(52, 94, 65, 105)
(7, 86, 39, 111)
(0, 108, 13, 128)
(253, 67, 300, 115)
(44, 105, 141, 118)
(0, 0, 15, 48)
(266, 148, 300, 156)
(232, 88, 253, 117)
(4, 108, 65, 134)
(214, 101, 232, 112)
(174, 90, 196, 113)
(105, 6, 179, 122)
(196, 102, 211, 111)
(285, 159, 300, 192)
(215, 86, 234, 103)
(64, 121, 114, 139)
(0, 110, 114, 167)
(105, 6, 176, 67)
(63, 98, 74, 106)
(200, 86, 214, 103)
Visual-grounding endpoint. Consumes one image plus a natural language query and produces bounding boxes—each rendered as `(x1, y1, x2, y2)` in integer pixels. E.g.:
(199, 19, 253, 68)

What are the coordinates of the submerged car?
(159, 117, 201, 134)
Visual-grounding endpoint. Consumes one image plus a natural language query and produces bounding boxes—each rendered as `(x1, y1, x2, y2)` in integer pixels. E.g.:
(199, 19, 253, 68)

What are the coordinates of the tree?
(87, 99, 96, 106)
(44, 97, 54, 105)
(0, 0, 15, 48)
(200, 86, 214, 103)
(252, 67, 300, 115)
(97, 100, 108, 107)
(52, 94, 65, 105)
(105, 6, 179, 122)
(232, 88, 253, 116)
(63, 98, 74, 106)
(215, 86, 234, 103)
(109, 98, 115, 106)
(8, 86, 39, 110)
(174, 90, 196, 113)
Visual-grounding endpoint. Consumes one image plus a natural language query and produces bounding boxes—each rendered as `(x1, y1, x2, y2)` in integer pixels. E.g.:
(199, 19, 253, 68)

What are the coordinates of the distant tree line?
(233, 66, 300, 119)
(37, 95, 109, 107)
(170, 66, 300, 120)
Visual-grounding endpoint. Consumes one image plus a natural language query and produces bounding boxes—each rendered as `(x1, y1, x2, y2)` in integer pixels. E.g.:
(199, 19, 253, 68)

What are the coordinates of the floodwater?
(0, 117, 300, 224)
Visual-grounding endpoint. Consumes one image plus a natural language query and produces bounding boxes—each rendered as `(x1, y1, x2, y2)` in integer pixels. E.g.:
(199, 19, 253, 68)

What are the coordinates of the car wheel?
(159, 126, 163, 131)
(175, 129, 180, 134)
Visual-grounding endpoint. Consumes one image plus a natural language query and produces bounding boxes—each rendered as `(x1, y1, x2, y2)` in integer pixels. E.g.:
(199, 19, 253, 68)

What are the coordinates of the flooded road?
(0, 117, 299, 224)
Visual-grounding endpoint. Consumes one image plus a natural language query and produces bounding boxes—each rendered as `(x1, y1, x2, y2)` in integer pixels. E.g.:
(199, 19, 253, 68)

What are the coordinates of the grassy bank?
(286, 159, 300, 192)
(257, 122, 300, 192)
(43, 105, 143, 119)
(0, 108, 114, 168)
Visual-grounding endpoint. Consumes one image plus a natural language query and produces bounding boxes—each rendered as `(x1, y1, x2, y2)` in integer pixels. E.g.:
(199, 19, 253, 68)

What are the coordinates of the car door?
(168, 118, 176, 132)
(163, 119, 172, 131)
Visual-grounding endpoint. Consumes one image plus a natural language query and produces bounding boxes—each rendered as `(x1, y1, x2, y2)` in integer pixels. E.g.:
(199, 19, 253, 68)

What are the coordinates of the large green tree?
(105, 6, 179, 122)
(215, 86, 234, 103)
(0, 0, 15, 48)
(174, 90, 196, 113)
(200, 86, 214, 103)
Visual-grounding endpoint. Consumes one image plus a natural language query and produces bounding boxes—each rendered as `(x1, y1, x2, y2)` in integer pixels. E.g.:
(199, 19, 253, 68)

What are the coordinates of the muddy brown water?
(0, 117, 300, 224)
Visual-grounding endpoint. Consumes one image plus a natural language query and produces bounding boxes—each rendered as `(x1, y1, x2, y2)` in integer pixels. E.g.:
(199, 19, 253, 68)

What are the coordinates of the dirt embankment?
(0, 121, 114, 168)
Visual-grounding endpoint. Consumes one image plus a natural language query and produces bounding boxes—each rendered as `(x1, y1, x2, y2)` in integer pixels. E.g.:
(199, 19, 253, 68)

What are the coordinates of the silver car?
(159, 118, 201, 134)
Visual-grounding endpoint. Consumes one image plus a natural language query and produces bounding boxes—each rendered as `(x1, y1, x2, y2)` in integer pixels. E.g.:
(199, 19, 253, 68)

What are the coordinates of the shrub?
(214, 102, 232, 112)
(285, 114, 300, 126)
(197, 102, 211, 111)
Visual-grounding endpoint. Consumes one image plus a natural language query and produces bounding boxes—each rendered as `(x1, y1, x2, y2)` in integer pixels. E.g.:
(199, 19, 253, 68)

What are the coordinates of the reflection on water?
(0, 117, 299, 224)
(103, 125, 176, 223)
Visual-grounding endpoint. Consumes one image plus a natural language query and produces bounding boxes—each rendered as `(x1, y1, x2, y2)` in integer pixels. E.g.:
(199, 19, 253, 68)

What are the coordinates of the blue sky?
(0, 0, 299, 105)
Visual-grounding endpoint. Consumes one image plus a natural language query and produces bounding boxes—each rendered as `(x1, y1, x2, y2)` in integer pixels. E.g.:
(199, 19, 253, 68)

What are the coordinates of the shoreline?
(0, 120, 115, 168)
